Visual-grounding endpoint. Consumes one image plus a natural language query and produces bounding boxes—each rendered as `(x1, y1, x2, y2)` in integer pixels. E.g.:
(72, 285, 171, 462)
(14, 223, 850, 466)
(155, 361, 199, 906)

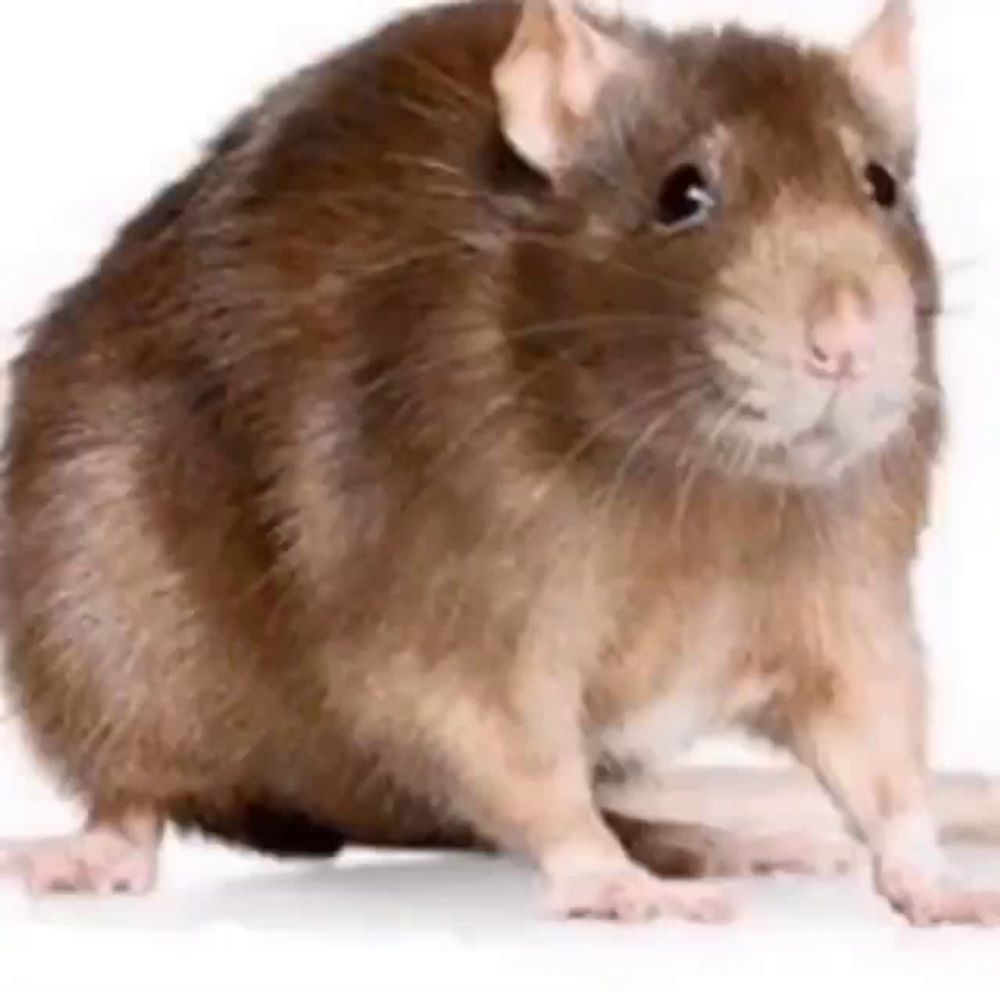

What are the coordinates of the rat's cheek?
(866, 267, 921, 372)
(702, 328, 832, 440)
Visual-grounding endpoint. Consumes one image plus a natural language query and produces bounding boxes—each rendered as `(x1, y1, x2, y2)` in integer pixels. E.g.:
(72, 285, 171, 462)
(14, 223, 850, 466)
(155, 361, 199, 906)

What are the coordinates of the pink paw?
(2, 830, 157, 897)
(879, 862, 1000, 927)
(548, 866, 736, 924)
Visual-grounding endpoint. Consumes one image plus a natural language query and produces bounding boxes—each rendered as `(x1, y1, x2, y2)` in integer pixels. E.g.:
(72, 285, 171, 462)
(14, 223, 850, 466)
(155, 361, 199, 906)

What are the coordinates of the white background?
(1, 1, 999, 988)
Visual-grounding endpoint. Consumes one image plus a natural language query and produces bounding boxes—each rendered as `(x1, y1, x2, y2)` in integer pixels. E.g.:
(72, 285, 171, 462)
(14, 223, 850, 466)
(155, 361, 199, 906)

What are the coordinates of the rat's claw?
(879, 862, 1000, 927)
(548, 865, 737, 924)
(1, 815, 160, 897)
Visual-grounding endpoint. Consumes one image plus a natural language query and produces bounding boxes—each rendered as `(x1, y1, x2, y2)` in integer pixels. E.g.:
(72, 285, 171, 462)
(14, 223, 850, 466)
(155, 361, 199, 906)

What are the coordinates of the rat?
(2, 0, 999, 925)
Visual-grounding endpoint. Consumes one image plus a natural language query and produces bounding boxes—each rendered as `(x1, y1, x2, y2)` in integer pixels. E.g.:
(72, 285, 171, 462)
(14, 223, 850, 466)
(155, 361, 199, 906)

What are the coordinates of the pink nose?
(804, 286, 873, 382)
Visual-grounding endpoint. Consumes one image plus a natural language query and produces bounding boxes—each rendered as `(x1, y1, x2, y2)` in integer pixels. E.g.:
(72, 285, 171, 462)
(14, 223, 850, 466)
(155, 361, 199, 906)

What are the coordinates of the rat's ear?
(846, 0, 917, 140)
(493, 0, 631, 176)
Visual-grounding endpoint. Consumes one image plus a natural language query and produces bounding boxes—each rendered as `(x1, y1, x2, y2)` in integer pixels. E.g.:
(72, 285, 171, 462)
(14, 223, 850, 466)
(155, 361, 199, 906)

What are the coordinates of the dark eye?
(657, 164, 716, 229)
(865, 162, 899, 209)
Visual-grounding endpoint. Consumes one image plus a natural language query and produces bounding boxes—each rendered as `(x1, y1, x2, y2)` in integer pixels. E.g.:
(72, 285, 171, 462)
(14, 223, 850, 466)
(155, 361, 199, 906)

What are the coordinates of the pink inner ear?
(493, 1, 631, 175)
(870, 0, 914, 64)
(847, 0, 916, 136)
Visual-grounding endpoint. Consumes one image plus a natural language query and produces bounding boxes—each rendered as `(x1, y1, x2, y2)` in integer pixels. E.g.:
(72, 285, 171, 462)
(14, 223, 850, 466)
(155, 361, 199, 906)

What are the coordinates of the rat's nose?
(804, 285, 874, 382)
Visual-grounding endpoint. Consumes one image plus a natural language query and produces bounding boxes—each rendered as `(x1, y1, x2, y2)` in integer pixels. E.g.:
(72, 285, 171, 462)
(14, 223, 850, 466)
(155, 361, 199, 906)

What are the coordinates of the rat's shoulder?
(200, 3, 520, 214)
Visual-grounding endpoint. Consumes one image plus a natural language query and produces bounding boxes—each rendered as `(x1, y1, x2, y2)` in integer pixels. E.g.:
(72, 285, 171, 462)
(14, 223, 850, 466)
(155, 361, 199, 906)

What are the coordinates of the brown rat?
(1, 0, 998, 924)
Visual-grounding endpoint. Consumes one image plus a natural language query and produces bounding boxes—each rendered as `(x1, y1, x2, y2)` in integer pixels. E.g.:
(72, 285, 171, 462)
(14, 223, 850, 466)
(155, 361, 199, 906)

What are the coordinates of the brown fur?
(0, 0, 954, 916)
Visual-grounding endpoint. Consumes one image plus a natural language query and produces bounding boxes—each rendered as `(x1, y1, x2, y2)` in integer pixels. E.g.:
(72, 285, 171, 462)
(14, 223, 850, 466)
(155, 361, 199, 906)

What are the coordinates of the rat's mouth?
(697, 378, 916, 487)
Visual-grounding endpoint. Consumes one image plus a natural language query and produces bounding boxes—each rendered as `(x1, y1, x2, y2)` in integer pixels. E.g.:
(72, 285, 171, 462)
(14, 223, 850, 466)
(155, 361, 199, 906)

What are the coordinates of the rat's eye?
(865, 162, 899, 209)
(657, 164, 716, 229)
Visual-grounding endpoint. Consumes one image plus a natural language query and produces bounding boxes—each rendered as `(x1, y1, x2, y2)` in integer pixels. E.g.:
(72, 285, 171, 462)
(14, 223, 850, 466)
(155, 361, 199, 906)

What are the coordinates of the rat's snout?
(804, 282, 875, 383)
(704, 247, 922, 485)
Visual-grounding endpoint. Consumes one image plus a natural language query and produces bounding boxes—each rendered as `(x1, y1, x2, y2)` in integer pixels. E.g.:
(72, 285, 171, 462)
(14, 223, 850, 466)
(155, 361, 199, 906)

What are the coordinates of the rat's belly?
(594, 588, 765, 779)
(598, 689, 722, 777)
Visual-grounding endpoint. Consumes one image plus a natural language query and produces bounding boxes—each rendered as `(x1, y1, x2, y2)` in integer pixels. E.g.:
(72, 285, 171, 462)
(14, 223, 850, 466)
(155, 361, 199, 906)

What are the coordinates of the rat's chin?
(702, 387, 916, 488)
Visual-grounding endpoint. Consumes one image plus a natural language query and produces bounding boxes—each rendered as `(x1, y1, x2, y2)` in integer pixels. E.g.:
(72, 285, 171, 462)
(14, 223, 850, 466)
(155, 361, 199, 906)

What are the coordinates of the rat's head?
(493, 0, 939, 487)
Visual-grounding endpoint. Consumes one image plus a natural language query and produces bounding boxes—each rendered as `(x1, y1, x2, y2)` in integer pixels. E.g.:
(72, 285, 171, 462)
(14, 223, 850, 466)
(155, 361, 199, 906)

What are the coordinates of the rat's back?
(0, 1, 524, 858)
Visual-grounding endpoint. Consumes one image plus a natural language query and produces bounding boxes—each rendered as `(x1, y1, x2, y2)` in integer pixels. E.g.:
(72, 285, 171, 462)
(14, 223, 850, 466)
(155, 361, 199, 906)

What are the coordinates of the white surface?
(3, 841, 1000, 991)
(3, 837, 1000, 990)
(1, 1, 1000, 988)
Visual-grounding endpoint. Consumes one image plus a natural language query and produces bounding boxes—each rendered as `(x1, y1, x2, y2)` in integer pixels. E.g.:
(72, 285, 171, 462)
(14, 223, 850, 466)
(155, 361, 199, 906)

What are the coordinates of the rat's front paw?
(547, 865, 736, 924)
(1, 815, 160, 897)
(878, 862, 1000, 927)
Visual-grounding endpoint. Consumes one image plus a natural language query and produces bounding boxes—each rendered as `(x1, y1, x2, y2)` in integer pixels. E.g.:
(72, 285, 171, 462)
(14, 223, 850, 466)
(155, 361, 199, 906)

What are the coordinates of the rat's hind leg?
(0, 411, 266, 896)
(607, 813, 860, 880)
(1, 809, 162, 896)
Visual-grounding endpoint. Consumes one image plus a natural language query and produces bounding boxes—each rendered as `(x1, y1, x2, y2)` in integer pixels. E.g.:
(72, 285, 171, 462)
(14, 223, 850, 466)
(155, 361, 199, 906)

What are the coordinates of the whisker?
(395, 95, 467, 131)
(340, 241, 472, 279)
(334, 313, 714, 406)
(385, 153, 468, 181)
(400, 54, 493, 113)
(405, 350, 583, 497)
(938, 255, 987, 278)
(597, 398, 697, 566)
(505, 231, 771, 320)
(496, 386, 685, 540)
(595, 389, 699, 528)
(935, 303, 986, 321)
(670, 383, 755, 535)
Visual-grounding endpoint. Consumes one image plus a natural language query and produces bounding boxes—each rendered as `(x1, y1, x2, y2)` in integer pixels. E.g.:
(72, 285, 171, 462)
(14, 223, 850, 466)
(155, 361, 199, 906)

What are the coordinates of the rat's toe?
(3, 814, 161, 898)
(548, 865, 736, 924)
